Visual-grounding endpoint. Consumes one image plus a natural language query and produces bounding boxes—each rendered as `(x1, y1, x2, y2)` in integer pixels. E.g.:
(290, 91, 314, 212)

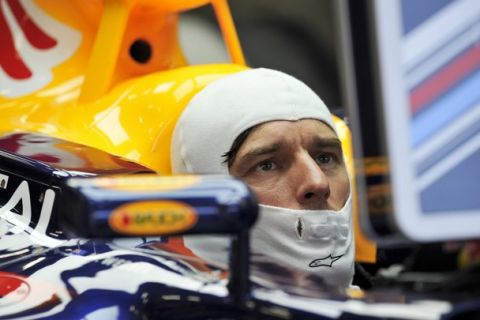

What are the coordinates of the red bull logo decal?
(0, 0, 81, 97)
(0, 272, 30, 306)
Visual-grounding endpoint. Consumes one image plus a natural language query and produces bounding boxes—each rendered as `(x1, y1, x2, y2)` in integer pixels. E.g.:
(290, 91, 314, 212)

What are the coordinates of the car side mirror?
(59, 174, 258, 308)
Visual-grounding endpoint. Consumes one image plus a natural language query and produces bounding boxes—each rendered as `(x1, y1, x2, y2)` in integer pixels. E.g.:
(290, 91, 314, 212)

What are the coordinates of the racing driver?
(171, 68, 354, 288)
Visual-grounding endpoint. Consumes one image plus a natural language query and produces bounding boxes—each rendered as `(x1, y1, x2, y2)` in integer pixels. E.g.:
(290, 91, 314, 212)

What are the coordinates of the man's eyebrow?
(239, 143, 282, 162)
(313, 137, 343, 149)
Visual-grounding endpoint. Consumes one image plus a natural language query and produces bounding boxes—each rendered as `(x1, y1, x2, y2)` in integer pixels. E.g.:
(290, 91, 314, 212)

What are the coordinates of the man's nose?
(294, 155, 331, 208)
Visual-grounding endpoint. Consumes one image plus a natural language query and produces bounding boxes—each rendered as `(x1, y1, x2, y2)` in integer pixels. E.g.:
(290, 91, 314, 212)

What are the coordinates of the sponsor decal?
(0, 272, 30, 306)
(93, 175, 200, 192)
(0, 179, 56, 239)
(109, 200, 198, 236)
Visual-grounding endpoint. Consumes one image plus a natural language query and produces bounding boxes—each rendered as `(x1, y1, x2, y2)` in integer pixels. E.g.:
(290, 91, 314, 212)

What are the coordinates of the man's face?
(229, 119, 350, 210)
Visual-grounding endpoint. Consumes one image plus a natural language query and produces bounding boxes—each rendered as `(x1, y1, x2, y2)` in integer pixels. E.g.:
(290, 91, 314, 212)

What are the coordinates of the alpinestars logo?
(309, 254, 343, 268)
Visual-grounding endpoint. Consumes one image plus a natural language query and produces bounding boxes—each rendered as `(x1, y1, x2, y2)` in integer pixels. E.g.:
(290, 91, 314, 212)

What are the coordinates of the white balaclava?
(171, 68, 355, 287)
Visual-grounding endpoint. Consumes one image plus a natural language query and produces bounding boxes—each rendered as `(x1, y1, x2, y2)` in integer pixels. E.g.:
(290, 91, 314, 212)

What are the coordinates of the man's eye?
(257, 161, 275, 171)
(315, 154, 334, 165)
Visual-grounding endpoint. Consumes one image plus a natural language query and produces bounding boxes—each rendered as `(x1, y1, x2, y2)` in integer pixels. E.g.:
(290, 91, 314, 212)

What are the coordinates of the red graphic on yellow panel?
(0, 0, 81, 97)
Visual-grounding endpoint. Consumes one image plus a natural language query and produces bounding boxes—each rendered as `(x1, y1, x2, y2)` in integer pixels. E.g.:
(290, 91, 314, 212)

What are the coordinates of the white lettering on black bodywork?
(0, 173, 9, 189)
(0, 180, 60, 246)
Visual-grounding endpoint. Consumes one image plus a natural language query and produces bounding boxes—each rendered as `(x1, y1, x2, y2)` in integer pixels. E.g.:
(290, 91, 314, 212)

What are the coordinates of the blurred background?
(179, 0, 342, 110)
